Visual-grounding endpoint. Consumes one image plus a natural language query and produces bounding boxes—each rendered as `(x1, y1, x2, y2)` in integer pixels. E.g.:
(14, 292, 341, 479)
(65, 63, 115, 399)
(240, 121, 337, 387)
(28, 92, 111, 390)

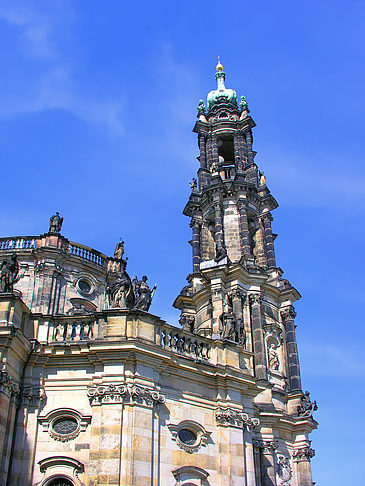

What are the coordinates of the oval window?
(178, 428, 197, 445)
(52, 417, 78, 435)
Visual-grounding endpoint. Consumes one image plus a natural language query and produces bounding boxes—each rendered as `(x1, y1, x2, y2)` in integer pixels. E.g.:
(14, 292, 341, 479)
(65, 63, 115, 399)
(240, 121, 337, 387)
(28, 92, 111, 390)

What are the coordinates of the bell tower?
(174, 59, 305, 397)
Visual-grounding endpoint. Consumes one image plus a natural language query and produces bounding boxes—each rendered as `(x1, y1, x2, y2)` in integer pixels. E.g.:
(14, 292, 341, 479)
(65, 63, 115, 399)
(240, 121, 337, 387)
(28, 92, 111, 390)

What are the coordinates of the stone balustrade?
(160, 325, 211, 361)
(0, 236, 37, 251)
(0, 235, 107, 267)
(51, 318, 96, 342)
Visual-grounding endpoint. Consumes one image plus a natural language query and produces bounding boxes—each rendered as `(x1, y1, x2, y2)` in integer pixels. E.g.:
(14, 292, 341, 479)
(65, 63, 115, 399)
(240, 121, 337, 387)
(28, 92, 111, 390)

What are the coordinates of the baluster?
(62, 323, 68, 341)
(161, 330, 166, 347)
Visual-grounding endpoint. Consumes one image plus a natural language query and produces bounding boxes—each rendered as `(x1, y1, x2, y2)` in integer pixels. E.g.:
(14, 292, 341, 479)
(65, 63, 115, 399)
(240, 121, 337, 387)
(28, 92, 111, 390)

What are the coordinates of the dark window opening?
(218, 138, 235, 164)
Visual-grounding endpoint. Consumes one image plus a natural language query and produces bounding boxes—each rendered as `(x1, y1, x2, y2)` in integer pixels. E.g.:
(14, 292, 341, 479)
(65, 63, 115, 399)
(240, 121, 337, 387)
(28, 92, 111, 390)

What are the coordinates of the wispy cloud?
(0, 1, 125, 134)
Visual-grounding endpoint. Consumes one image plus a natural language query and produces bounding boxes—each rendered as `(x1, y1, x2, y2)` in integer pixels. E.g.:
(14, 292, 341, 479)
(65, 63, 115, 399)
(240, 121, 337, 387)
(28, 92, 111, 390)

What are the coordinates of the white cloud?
(0, 1, 125, 134)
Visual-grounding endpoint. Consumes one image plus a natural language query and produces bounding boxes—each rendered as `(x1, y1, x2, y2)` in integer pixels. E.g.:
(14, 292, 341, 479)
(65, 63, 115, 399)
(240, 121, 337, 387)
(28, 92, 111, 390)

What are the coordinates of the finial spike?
(216, 56, 224, 72)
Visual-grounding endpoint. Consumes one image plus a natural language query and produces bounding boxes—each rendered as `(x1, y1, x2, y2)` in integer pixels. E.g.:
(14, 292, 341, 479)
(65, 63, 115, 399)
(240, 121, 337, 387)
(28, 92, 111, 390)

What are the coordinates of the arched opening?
(46, 478, 74, 486)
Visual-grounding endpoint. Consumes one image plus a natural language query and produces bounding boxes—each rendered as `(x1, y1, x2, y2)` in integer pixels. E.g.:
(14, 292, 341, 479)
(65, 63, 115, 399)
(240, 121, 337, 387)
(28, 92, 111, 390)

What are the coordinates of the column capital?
(190, 217, 201, 229)
(237, 199, 248, 211)
(261, 212, 273, 223)
(249, 293, 261, 306)
(292, 446, 315, 462)
(281, 306, 297, 320)
(253, 439, 278, 453)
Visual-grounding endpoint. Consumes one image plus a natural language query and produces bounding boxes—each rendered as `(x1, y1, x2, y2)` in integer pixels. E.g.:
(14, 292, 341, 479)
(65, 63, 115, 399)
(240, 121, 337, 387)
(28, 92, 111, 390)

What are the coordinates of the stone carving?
(49, 212, 63, 233)
(197, 99, 206, 115)
(214, 242, 227, 263)
(179, 313, 195, 333)
(253, 439, 279, 454)
(268, 343, 280, 371)
(0, 253, 19, 293)
(281, 306, 296, 321)
(114, 240, 125, 260)
(87, 382, 165, 407)
(292, 446, 315, 462)
(0, 370, 20, 401)
(277, 455, 292, 485)
(189, 178, 197, 190)
(132, 276, 156, 312)
(297, 391, 317, 417)
(219, 304, 246, 345)
(107, 260, 135, 309)
(22, 385, 46, 407)
(215, 407, 260, 430)
(259, 171, 266, 185)
(240, 95, 248, 111)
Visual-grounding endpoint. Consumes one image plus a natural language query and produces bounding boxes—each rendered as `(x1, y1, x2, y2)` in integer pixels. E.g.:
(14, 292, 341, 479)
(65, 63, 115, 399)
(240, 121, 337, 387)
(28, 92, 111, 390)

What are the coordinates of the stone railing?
(0, 236, 37, 251)
(160, 324, 211, 361)
(0, 236, 107, 268)
(51, 317, 97, 342)
(68, 242, 106, 267)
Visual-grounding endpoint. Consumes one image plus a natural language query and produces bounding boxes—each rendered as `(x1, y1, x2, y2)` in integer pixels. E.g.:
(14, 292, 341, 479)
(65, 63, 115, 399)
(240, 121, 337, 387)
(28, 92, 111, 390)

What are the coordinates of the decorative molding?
(87, 382, 166, 407)
(281, 306, 296, 321)
(292, 446, 315, 462)
(22, 385, 45, 407)
(253, 439, 279, 454)
(0, 370, 20, 401)
(249, 293, 261, 306)
(215, 407, 260, 430)
(168, 420, 211, 454)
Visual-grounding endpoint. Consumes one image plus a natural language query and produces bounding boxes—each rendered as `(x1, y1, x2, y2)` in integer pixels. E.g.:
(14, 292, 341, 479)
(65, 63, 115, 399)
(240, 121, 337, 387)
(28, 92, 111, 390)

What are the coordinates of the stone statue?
(214, 242, 227, 263)
(49, 212, 63, 233)
(132, 276, 156, 312)
(277, 456, 292, 484)
(268, 343, 280, 371)
(107, 261, 135, 309)
(197, 99, 206, 115)
(259, 171, 266, 185)
(297, 391, 318, 417)
(189, 178, 197, 190)
(0, 254, 19, 293)
(114, 240, 125, 260)
(240, 95, 248, 111)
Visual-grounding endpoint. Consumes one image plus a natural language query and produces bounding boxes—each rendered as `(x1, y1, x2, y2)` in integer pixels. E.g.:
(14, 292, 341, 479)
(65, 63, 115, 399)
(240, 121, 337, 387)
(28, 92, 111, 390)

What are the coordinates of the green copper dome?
(207, 64, 237, 111)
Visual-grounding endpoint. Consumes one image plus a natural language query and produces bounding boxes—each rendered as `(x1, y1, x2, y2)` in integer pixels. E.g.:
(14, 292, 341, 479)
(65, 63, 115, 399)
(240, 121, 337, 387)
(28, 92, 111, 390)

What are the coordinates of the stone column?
(292, 446, 315, 486)
(237, 201, 251, 257)
(190, 218, 201, 274)
(261, 213, 276, 269)
(213, 202, 225, 251)
(281, 306, 301, 393)
(199, 132, 207, 169)
(234, 132, 243, 171)
(245, 129, 254, 165)
(249, 294, 267, 381)
(206, 132, 213, 168)
(212, 135, 219, 168)
(254, 219, 267, 269)
(253, 440, 278, 486)
(231, 290, 243, 320)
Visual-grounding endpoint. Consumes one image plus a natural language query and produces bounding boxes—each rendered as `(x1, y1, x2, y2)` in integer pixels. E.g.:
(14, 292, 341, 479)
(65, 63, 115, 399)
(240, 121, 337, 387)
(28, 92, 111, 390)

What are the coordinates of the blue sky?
(0, 1, 364, 484)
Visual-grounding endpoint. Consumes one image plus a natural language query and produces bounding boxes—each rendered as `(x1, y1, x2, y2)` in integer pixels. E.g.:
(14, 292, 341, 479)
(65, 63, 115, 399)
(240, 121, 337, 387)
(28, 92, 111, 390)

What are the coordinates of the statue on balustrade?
(114, 240, 125, 260)
(107, 260, 135, 309)
(0, 254, 19, 293)
(49, 212, 63, 233)
(132, 276, 156, 312)
(297, 391, 318, 417)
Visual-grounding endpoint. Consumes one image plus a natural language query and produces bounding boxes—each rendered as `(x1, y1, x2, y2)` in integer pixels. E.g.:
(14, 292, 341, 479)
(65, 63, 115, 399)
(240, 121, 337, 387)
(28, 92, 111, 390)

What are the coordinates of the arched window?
(46, 478, 74, 486)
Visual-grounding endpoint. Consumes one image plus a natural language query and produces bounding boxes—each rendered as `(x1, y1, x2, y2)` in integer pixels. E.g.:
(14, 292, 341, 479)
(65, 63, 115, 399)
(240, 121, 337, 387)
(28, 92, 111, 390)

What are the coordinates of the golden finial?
(216, 56, 224, 72)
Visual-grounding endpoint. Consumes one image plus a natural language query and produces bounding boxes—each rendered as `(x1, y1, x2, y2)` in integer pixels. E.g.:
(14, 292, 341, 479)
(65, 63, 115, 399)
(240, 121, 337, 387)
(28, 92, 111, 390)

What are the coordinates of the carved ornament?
(87, 382, 166, 407)
(292, 446, 315, 462)
(215, 407, 260, 430)
(253, 439, 279, 454)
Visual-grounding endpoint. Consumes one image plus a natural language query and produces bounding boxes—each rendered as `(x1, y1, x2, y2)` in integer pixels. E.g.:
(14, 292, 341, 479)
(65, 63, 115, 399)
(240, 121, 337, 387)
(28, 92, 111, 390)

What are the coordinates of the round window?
(77, 279, 92, 294)
(52, 417, 78, 435)
(178, 428, 197, 445)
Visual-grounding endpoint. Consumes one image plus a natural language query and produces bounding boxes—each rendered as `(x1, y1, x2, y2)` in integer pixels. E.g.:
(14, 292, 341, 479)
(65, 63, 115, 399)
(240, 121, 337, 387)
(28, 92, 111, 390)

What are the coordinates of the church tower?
(0, 60, 317, 486)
